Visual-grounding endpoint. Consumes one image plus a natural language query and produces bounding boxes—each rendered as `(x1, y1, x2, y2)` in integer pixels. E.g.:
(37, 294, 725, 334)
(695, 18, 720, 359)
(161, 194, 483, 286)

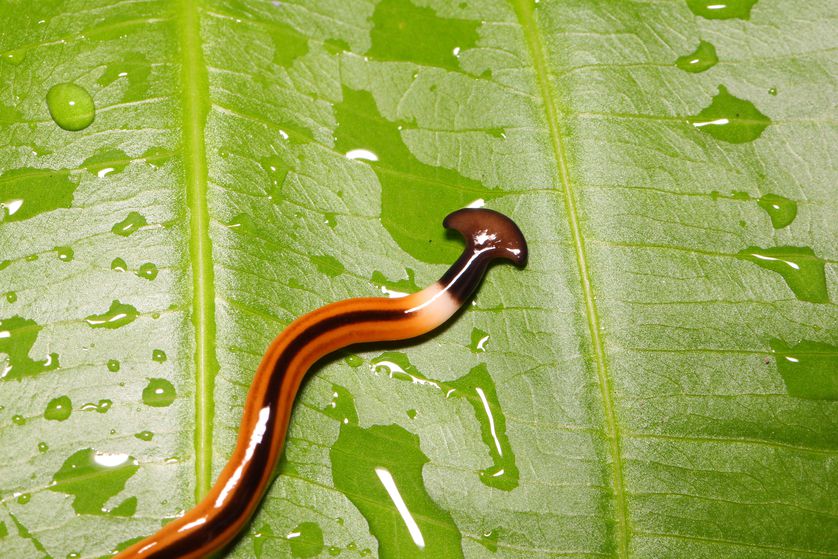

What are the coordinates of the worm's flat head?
(443, 208, 528, 267)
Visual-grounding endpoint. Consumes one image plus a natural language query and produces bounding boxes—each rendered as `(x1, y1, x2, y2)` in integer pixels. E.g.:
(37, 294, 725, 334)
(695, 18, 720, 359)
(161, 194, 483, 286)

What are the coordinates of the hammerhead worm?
(116, 208, 527, 558)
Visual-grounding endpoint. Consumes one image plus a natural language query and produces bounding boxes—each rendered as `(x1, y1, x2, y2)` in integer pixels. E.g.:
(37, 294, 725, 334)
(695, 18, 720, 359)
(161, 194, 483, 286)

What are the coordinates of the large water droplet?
(46, 83, 95, 131)
(142, 378, 176, 407)
(737, 246, 827, 303)
(330, 423, 464, 558)
(287, 522, 324, 558)
(686, 0, 758, 19)
(49, 448, 138, 516)
(770, 339, 837, 400)
(757, 194, 797, 229)
(85, 300, 139, 329)
(44, 395, 72, 421)
(690, 85, 770, 143)
(369, 0, 479, 70)
(0, 168, 76, 223)
(0, 315, 60, 380)
(675, 40, 718, 73)
(111, 212, 147, 237)
(310, 254, 345, 278)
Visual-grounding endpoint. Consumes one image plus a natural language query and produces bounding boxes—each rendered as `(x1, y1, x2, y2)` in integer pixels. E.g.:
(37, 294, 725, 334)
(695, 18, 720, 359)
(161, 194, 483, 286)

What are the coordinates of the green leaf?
(1, 0, 836, 558)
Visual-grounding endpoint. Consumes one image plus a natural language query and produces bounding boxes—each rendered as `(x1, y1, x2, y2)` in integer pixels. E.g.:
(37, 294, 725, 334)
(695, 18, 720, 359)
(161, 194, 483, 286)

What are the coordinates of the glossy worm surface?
(115, 208, 527, 559)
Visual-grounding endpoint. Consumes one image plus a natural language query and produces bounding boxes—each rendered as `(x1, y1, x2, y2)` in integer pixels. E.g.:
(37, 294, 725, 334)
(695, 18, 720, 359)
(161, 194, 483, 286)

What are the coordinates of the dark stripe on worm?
(115, 208, 527, 559)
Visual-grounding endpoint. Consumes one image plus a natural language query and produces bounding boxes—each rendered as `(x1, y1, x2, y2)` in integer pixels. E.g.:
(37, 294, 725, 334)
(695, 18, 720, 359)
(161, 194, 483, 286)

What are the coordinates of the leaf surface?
(0, 0, 836, 558)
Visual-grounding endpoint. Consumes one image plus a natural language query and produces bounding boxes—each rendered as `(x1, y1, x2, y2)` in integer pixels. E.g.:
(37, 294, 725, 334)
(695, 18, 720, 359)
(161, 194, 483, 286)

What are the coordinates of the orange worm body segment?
(115, 208, 527, 559)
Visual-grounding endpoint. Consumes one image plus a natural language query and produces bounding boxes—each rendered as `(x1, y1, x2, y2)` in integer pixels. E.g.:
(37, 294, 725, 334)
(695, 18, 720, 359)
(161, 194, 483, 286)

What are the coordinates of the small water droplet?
(227, 213, 256, 234)
(136, 262, 158, 280)
(67, 552, 81, 559)
(737, 246, 828, 303)
(757, 193, 797, 229)
(85, 300, 139, 329)
(344, 354, 363, 368)
(152, 349, 167, 363)
(406, 408, 417, 419)
(261, 156, 289, 201)
(81, 399, 112, 413)
(38, 441, 49, 453)
(3, 48, 27, 66)
(96, 52, 150, 102)
(324, 212, 337, 228)
(111, 257, 128, 272)
(478, 528, 500, 552)
(142, 378, 176, 407)
(5, 291, 17, 303)
(12, 414, 25, 425)
(107, 359, 121, 372)
(17, 493, 30, 505)
(686, 0, 758, 19)
(111, 212, 147, 237)
(370, 268, 420, 297)
(287, 522, 324, 558)
(469, 328, 490, 353)
(45, 395, 72, 421)
(252, 523, 275, 558)
(46, 83, 95, 131)
(675, 40, 718, 73)
(83, 148, 129, 178)
(134, 431, 154, 441)
(55, 246, 74, 262)
(689, 85, 771, 143)
(323, 384, 358, 425)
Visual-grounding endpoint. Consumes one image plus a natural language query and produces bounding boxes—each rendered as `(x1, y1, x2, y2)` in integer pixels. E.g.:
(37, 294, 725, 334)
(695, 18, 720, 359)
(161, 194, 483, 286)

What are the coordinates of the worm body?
(116, 208, 527, 558)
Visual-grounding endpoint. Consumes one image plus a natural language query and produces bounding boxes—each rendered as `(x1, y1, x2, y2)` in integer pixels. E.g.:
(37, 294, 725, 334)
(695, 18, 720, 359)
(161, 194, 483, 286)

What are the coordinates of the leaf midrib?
(177, 0, 217, 502)
(511, 1, 630, 556)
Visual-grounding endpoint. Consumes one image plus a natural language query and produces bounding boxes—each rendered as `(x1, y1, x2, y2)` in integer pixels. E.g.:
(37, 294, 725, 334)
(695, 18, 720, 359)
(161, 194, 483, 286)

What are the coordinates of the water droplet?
(45, 395, 72, 421)
(134, 431, 154, 441)
(142, 378, 176, 407)
(50, 448, 138, 516)
(0, 167, 76, 223)
(261, 156, 290, 201)
(55, 246, 74, 262)
(253, 523, 275, 558)
(770, 339, 837, 400)
(689, 85, 771, 143)
(12, 414, 25, 426)
(757, 193, 797, 229)
(150, 349, 167, 363)
(5, 291, 17, 303)
(85, 300, 139, 329)
(371, 269, 420, 297)
(137, 262, 158, 280)
(370, 0, 479, 70)
(686, 0, 758, 19)
(96, 52, 150, 102)
(111, 211, 147, 237)
(330, 423, 464, 557)
(17, 493, 30, 505)
(25, 254, 38, 262)
(2, 48, 27, 66)
(327, 545, 342, 556)
(46, 83, 95, 131)
(737, 246, 827, 303)
(324, 37, 350, 55)
(469, 328, 490, 353)
(324, 212, 337, 228)
(271, 22, 309, 67)
(675, 40, 718, 73)
(0, 315, 60, 380)
(335, 87, 498, 263)
(478, 528, 500, 552)
(310, 254, 345, 278)
(406, 408, 417, 419)
(67, 552, 81, 559)
(287, 522, 324, 558)
(768, 87, 777, 96)
(37, 441, 48, 453)
(107, 359, 121, 372)
(82, 148, 129, 178)
(323, 384, 358, 425)
(344, 354, 363, 368)
(111, 257, 128, 272)
(81, 399, 112, 414)
(227, 213, 257, 234)
(372, 353, 519, 490)
(142, 146, 171, 169)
